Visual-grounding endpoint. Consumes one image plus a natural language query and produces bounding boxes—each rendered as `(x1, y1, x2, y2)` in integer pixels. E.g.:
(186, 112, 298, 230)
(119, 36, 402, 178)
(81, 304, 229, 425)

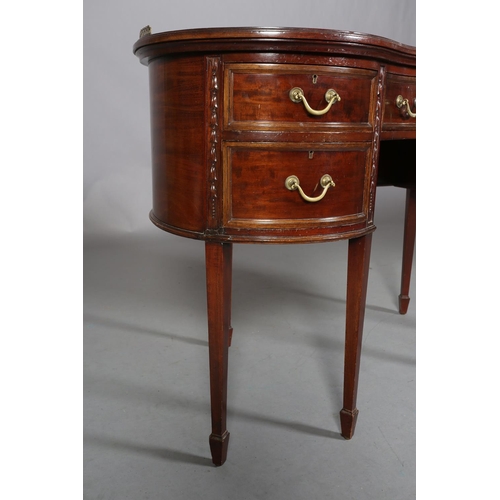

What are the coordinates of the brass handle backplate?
(289, 87, 341, 116)
(285, 174, 335, 202)
(396, 95, 416, 118)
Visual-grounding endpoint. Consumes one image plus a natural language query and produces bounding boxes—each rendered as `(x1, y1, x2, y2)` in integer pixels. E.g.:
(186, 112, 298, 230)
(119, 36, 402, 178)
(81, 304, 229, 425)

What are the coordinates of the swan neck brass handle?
(285, 174, 335, 203)
(396, 95, 416, 118)
(289, 87, 341, 116)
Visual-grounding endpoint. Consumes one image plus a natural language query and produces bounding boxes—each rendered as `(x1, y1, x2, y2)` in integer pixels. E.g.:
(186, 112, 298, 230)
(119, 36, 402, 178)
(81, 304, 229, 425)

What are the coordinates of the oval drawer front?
(383, 73, 416, 128)
(225, 64, 378, 130)
(223, 144, 371, 229)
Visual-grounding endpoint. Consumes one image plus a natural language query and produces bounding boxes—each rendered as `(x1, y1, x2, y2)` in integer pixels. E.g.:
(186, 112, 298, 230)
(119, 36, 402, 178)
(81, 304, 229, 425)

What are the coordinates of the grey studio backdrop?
(84, 2, 416, 499)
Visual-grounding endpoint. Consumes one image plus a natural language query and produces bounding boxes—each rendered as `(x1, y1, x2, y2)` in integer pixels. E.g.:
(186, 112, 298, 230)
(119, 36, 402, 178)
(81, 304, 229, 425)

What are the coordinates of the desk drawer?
(383, 74, 416, 127)
(224, 64, 377, 131)
(223, 143, 371, 229)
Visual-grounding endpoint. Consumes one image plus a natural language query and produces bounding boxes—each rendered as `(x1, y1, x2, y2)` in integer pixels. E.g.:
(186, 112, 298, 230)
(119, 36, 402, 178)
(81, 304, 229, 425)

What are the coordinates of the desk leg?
(399, 187, 416, 314)
(205, 242, 232, 466)
(340, 233, 372, 439)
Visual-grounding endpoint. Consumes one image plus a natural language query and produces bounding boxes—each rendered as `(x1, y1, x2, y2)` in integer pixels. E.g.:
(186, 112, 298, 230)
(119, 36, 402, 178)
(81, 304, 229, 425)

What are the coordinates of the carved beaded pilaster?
(206, 57, 221, 231)
(368, 66, 386, 223)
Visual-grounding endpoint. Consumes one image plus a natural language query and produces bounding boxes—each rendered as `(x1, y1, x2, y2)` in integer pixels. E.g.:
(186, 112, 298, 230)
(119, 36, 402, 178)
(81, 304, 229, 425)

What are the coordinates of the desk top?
(133, 27, 415, 66)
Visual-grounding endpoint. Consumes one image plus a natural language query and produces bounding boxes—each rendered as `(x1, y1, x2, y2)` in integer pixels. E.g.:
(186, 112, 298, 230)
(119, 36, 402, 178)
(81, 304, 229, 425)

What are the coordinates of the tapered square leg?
(399, 187, 416, 314)
(205, 242, 233, 466)
(340, 234, 372, 439)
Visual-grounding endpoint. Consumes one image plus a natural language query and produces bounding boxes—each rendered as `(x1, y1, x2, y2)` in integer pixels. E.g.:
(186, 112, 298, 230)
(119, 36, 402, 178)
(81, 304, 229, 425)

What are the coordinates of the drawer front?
(223, 143, 372, 229)
(224, 64, 378, 131)
(383, 74, 416, 128)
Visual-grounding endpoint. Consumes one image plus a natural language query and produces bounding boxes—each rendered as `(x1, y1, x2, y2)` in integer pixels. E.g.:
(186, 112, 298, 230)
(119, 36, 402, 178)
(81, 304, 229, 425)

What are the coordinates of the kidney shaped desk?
(133, 27, 416, 466)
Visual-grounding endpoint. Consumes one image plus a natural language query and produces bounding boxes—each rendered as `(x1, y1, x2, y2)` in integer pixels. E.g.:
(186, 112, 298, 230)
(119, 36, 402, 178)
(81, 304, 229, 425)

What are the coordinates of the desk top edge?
(133, 26, 416, 58)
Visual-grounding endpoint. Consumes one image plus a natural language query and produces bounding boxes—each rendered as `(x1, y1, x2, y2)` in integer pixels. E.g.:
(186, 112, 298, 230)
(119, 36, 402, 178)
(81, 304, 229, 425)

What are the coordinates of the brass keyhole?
(312, 74, 318, 84)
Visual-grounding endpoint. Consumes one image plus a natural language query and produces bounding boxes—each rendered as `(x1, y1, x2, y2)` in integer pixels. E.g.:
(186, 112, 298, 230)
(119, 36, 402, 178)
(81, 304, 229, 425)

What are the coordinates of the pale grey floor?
(83, 207, 415, 500)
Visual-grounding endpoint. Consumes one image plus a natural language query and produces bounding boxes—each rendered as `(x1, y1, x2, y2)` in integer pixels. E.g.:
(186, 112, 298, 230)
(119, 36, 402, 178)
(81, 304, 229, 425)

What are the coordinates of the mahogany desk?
(133, 27, 416, 466)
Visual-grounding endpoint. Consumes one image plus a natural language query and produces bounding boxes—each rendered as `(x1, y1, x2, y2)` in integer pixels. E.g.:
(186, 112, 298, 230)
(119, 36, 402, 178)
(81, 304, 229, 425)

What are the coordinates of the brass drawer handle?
(395, 95, 416, 118)
(289, 87, 341, 116)
(285, 174, 335, 202)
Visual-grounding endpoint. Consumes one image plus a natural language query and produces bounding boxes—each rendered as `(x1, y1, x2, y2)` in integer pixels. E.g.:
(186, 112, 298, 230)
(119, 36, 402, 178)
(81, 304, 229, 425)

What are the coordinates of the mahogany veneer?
(133, 27, 416, 466)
